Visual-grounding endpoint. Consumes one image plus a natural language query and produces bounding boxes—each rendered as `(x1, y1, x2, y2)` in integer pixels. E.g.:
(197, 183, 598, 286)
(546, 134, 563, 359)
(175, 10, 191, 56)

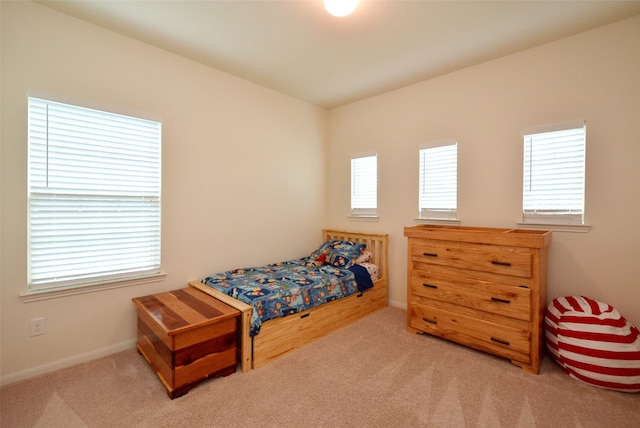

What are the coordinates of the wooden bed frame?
(189, 229, 388, 372)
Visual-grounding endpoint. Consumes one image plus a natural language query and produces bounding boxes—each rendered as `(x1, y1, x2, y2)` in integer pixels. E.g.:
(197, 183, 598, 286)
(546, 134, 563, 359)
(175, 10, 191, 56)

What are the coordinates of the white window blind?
(419, 142, 457, 220)
(351, 154, 377, 216)
(28, 97, 162, 290)
(523, 121, 585, 225)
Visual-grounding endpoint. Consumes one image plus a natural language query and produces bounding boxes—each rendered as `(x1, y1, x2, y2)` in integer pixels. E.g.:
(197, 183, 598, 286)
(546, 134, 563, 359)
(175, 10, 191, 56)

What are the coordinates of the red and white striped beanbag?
(545, 296, 640, 393)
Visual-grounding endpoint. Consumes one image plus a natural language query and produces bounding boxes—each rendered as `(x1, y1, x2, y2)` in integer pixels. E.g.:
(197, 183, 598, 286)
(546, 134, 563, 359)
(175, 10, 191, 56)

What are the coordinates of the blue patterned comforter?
(202, 258, 372, 336)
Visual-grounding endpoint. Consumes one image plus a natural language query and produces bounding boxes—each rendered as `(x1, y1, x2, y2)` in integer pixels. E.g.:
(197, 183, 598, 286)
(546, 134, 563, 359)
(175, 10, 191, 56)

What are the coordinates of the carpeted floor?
(2, 306, 639, 427)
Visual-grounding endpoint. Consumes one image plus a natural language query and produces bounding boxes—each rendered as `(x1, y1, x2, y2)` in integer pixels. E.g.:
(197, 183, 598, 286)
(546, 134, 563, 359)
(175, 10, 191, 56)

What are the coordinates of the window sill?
(348, 215, 379, 222)
(20, 272, 167, 303)
(415, 218, 461, 226)
(517, 222, 591, 233)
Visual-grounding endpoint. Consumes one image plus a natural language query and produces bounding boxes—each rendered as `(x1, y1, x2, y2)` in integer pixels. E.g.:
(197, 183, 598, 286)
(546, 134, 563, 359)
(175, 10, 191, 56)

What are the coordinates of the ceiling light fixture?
(324, 0, 359, 17)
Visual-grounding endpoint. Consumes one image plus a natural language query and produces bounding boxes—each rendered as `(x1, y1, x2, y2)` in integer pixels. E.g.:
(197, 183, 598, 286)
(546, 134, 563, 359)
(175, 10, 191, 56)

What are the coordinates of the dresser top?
(404, 225, 551, 248)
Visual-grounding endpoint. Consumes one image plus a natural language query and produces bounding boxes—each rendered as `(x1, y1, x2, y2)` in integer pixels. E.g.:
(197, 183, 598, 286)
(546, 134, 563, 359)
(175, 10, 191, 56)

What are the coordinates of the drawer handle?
(300, 313, 310, 319)
(422, 252, 438, 257)
(422, 317, 437, 325)
(422, 283, 438, 289)
(491, 297, 511, 304)
(491, 337, 510, 346)
(491, 261, 512, 267)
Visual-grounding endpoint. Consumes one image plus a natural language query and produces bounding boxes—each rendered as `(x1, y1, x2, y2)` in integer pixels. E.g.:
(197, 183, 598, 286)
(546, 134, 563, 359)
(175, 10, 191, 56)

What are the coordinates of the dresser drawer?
(410, 302, 531, 361)
(410, 240, 533, 278)
(410, 270, 531, 321)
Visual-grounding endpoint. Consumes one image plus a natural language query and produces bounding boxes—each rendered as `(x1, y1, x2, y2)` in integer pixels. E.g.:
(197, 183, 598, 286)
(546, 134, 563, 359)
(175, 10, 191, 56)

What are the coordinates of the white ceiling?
(38, 1, 640, 109)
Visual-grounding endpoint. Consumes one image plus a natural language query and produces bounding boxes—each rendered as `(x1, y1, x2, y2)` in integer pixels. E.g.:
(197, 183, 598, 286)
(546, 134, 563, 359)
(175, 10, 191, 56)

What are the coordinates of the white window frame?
(24, 96, 164, 301)
(350, 153, 377, 218)
(418, 140, 458, 222)
(520, 120, 588, 231)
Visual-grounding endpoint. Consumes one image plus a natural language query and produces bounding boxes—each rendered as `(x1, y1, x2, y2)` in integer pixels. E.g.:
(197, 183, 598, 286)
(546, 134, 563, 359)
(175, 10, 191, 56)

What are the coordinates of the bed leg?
(239, 307, 252, 372)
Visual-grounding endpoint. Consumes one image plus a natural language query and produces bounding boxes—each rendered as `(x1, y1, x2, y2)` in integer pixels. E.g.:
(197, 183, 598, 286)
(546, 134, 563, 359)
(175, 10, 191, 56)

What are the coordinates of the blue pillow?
(324, 240, 366, 268)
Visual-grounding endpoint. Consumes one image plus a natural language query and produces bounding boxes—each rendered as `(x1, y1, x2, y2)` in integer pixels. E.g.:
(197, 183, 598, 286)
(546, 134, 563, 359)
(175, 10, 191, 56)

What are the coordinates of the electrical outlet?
(30, 317, 45, 336)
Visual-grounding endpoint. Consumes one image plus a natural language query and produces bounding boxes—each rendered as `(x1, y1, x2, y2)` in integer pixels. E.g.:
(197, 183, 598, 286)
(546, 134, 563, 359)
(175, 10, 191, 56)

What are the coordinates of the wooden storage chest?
(404, 225, 551, 373)
(132, 287, 240, 398)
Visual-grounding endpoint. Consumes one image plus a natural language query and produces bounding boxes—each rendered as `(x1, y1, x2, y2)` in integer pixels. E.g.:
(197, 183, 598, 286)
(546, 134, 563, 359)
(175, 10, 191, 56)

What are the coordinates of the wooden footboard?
(190, 229, 388, 372)
(189, 280, 253, 372)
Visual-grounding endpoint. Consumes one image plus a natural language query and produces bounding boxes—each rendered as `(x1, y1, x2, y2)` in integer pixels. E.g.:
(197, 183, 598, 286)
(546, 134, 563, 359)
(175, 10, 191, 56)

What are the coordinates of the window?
(28, 97, 162, 291)
(522, 121, 586, 225)
(350, 153, 377, 217)
(419, 141, 457, 220)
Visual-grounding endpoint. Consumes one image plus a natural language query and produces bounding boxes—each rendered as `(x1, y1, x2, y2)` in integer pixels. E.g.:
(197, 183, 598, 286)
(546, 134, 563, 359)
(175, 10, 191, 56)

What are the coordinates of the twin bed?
(189, 230, 388, 372)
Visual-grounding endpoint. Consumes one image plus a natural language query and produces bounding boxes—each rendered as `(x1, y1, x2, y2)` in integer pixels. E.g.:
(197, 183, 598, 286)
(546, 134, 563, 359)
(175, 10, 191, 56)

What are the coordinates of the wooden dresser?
(133, 287, 239, 398)
(404, 225, 551, 373)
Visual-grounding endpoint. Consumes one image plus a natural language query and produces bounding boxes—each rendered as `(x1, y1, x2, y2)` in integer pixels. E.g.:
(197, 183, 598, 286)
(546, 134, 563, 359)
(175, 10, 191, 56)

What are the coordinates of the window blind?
(523, 122, 585, 224)
(419, 142, 457, 219)
(351, 154, 377, 216)
(28, 97, 162, 289)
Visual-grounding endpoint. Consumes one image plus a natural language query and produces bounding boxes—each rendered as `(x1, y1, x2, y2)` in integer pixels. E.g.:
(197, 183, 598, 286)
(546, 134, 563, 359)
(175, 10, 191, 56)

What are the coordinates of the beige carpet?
(2, 306, 639, 427)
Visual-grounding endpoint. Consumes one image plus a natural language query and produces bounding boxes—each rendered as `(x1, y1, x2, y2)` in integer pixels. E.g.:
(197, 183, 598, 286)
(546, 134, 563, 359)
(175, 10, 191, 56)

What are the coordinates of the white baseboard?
(1, 339, 137, 387)
(2, 304, 407, 387)
(388, 299, 407, 310)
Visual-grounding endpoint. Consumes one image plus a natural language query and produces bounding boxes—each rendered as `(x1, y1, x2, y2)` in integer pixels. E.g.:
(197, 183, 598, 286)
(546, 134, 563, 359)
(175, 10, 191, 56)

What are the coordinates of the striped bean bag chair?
(545, 296, 640, 393)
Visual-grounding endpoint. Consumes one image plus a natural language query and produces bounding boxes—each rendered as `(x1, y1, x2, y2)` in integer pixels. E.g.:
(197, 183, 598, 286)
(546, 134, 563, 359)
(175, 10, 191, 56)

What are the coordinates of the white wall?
(1, 2, 327, 383)
(327, 16, 640, 328)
